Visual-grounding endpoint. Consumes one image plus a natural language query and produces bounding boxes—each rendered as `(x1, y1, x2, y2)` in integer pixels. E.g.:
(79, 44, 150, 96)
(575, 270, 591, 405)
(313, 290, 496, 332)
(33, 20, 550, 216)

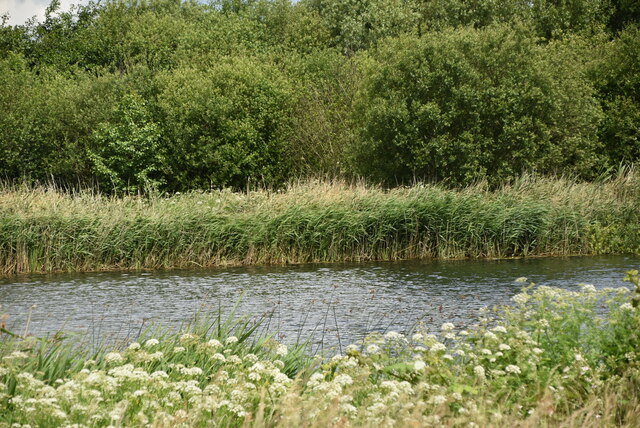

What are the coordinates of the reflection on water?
(1, 255, 638, 352)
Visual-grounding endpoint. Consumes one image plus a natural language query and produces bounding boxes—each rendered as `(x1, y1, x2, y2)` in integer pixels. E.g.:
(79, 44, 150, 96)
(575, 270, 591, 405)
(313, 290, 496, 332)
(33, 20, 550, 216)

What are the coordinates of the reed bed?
(1, 172, 639, 274)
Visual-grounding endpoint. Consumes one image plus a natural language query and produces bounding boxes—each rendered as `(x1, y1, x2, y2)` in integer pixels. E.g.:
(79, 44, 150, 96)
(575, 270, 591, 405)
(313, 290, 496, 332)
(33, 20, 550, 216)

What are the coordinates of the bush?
(595, 25, 640, 167)
(352, 24, 603, 186)
(155, 57, 298, 190)
(89, 94, 166, 193)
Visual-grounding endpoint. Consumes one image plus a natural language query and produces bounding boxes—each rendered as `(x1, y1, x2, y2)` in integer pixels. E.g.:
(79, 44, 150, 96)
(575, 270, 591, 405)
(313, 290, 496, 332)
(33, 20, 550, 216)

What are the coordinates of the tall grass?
(1, 171, 639, 274)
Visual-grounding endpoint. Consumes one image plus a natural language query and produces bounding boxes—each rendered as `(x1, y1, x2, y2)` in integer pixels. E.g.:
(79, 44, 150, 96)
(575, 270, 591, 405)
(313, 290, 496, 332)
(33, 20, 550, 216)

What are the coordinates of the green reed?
(0, 172, 638, 274)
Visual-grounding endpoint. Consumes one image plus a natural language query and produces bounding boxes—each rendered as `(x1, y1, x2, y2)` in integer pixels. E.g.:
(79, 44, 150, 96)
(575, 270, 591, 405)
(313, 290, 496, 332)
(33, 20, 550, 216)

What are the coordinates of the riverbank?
(1, 274, 639, 427)
(1, 173, 639, 274)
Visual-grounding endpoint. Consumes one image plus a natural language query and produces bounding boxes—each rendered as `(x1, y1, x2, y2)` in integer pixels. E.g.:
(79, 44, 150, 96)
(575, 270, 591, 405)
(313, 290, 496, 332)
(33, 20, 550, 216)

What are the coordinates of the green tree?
(595, 25, 640, 166)
(89, 93, 165, 192)
(352, 24, 603, 186)
(304, 0, 420, 54)
(155, 57, 297, 190)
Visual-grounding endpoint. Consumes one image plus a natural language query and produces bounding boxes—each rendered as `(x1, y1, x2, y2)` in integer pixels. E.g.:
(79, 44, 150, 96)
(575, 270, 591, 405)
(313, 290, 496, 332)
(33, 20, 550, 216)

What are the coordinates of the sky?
(1, 0, 89, 26)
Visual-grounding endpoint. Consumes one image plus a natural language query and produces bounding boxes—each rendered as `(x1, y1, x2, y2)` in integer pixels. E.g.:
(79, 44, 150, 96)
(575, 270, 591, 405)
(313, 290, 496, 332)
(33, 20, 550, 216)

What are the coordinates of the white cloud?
(1, 0, 89, 26)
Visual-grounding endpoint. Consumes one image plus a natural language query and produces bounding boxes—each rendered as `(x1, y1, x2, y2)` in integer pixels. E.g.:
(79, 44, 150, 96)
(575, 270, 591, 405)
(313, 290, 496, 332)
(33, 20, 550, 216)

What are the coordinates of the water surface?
(1, 255, 638, 352)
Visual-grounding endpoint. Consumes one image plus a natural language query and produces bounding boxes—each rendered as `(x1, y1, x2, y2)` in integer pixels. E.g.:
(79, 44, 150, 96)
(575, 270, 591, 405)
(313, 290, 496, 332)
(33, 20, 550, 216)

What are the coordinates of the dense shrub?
(595, 25, 640, 167)
(352, 25, 603, 186)
(155, 57, 298, 190)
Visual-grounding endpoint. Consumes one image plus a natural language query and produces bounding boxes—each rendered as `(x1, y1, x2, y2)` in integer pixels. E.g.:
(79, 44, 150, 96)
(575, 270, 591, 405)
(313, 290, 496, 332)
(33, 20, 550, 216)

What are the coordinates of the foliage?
(594, 25, 640, 167)
(353, 24, 603, 186)
(155, 57, 298, 190)
(0, 0, 638, 192)
(89, 93, 165, 193)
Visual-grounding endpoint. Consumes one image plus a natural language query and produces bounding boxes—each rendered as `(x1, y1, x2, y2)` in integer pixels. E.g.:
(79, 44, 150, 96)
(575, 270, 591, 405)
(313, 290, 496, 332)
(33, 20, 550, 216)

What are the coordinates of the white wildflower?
(580, 284, 597, 293)
(620, 303, 635, 311)
(144, 339, 159, 348)
(441, 323, 455, 332)
(431, 395, 447, 405)
(512, 293, 530, 305)
(179, 333, 197, 343)
(151, 371, 168, 379)
(430, 343, 446, 352)
(341, 403, 358, 415)
(366, 344, 381, 355)
(179, 366, 203, 376)
(505, 365, 521, 375)
(334, 374, 353, 386)
(104, 352, 124, 364)
(484, 332, 498, 341)
(244, 354, 258, 363)
(212, 353, 226, 362)
(275, 344, 288, 357)
(227, 355, 242, 365)
(206, 339, 223, 349)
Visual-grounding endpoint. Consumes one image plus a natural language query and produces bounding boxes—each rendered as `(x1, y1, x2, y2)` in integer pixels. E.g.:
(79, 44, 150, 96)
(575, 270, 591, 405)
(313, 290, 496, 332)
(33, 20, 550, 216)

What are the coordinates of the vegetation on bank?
(1, 272, 639, 427)
(0, 174, 639, 274)
(0, 0, 639, 192)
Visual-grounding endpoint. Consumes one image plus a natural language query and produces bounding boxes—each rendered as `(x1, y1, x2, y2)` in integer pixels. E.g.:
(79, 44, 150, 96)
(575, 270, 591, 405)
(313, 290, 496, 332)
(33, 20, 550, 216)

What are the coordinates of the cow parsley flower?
(366, 344, 381, 355)
(104, 352, 124, 364)
(441, 323, 455, 332)
(144, 339, 159, 348)
(505, 365, 521, 375)
(430, 343, 446, 352)
(275, 344, 288, 357)
(580, 284, 596, 293)
(431, 395, 447, 404)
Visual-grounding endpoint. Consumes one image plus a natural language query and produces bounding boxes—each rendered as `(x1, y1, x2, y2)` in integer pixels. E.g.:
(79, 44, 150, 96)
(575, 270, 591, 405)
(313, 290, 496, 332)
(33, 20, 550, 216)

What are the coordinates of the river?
(1, 255, 638, 353)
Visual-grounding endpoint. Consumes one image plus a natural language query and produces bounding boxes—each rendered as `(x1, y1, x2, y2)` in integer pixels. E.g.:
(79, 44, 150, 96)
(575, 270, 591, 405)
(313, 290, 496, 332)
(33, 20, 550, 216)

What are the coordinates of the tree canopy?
(0, 0, 638, 191)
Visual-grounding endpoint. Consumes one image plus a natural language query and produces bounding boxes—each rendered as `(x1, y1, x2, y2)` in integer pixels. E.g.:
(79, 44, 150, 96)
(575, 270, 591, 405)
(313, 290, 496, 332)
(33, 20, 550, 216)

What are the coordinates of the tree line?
(0, 0, 638, 191)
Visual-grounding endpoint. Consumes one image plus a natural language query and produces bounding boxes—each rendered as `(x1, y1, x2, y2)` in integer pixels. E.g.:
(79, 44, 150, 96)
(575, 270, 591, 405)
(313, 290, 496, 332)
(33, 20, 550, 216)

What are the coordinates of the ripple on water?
(0, 255, 638, 351)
